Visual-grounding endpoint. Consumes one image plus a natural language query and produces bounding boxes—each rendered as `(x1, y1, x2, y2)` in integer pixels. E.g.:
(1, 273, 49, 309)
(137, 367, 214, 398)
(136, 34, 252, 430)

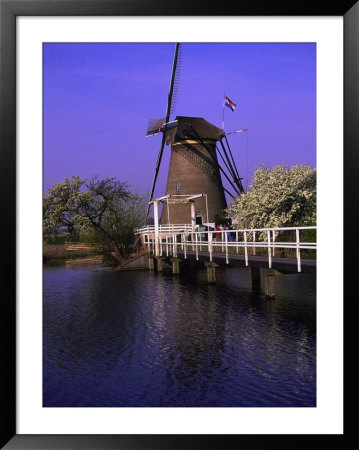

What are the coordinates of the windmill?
(147, 43, 246, 226)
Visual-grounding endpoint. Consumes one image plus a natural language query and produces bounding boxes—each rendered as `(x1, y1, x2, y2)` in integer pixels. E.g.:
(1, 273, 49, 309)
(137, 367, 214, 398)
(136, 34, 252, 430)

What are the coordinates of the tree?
(228, 164, 316, 231)
(214, 212, 231, 227)
(43, 176, 147, 263)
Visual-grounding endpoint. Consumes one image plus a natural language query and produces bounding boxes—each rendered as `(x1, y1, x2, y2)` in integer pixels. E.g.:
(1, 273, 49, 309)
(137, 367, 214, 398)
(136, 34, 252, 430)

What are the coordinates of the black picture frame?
(1, 1, 357, 448)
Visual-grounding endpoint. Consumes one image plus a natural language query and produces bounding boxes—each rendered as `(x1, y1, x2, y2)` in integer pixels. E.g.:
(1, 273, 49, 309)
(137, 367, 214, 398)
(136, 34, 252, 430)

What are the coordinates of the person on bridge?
(219, 225, 225, 242)
(215, 225, 220, 242)
(225, 225, 231, 242)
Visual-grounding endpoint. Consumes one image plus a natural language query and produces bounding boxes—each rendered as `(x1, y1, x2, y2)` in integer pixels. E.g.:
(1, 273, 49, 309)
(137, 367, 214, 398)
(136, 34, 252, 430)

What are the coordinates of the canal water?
(43, 261, 316, 407)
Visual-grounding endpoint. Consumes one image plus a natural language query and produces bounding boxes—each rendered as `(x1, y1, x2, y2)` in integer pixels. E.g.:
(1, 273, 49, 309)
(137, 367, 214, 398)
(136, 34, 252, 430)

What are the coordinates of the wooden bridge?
(137, 225, 316, 296)
(138, 225, 316, 272)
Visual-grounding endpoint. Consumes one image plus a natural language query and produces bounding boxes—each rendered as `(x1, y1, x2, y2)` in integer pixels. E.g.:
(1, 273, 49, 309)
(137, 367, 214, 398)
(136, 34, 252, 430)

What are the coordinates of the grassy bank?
(43, 241, 103, 262)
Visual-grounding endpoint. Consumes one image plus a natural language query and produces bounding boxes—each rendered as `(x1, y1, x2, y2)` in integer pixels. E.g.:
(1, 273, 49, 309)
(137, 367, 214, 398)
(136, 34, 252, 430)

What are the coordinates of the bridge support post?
(264, 273, 275, 298)
(156, 256, 165, 272)
(148, 255, 155, 270)
(260, 268, 281, 298)
(205, 261, 219, 283)
(171, 258, 181, 274)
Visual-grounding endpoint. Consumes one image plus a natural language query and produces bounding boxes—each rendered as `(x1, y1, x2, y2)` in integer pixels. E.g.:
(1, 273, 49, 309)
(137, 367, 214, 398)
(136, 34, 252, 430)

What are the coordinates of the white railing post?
(236, 230, 239, 253)
(272, 230, 275, 257)
(252, 231, 256, 255)
(244, 230, 248, 266)
(184, 233, 187, 259)
(225, 231, 229, 264)
(195, 232, 199, 260)
(267, 230, 272, 268)
(296, 228, 301, 272)
(209, 231, 213, 262)
(166, 237, 169, 256)
(154, 200, 160, 256)
(191, 202, 196, 251)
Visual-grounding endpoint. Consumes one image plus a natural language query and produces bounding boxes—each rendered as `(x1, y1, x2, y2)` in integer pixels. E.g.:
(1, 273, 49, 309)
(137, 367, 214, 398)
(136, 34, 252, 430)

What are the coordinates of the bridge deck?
(176, 249, 316, 273)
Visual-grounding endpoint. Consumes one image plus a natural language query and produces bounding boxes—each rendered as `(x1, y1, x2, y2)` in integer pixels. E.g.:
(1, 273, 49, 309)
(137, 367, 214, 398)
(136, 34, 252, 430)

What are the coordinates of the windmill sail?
(146, 118, 178, 137)
(147, 43, 181, 214)
(146, 118, 165, 137)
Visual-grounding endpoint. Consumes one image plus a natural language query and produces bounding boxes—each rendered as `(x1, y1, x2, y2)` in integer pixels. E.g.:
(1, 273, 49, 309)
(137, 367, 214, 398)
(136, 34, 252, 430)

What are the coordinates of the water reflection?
(43, 263, 316, 407)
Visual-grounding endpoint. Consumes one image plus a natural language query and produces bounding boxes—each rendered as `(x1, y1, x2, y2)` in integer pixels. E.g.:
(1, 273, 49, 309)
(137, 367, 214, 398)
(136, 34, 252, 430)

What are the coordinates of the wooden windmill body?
(160, 116, 227, 225)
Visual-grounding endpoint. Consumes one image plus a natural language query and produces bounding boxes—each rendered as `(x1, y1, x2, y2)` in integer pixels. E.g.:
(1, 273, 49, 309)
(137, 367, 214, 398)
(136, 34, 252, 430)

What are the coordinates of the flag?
(224, 95, 236, 111)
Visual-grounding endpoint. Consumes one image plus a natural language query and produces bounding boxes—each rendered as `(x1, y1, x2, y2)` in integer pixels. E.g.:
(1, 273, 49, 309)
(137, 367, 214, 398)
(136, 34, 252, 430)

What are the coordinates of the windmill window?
(176, 181, 182, 192)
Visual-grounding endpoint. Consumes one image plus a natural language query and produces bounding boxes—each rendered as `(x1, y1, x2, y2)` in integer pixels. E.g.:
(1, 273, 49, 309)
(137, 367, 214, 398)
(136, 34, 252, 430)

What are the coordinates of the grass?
(66, 250, 100, 260)
(44, 259, 66, 267)
(43, 235, 68, 245)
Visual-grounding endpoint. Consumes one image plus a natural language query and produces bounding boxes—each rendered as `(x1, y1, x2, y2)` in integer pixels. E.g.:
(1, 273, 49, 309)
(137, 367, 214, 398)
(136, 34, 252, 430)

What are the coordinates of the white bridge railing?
(139, 226, 317, 273)
(137, 224, 192, 234)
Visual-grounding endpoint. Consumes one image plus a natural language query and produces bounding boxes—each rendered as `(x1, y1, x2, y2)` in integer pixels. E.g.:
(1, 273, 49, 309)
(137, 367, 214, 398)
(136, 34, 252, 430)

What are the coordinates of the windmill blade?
(219, 139, 244, 194)
(223, 135, 244, 192)
(169, 43, 182, 117)
(146, 118, 165, 137)
(216, 145, 238, 184)
(146, 119, 178, 138)
(223, 136, 240, 182)
(187, 123, 240, 198)
(164, 43, 181, 124)
(147, 43, 182, 213)
(147, 133, 167, 215)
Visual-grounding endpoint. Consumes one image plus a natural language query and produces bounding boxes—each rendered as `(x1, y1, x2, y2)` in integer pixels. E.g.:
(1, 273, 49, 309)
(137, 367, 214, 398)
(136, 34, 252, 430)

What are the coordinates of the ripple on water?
(43, 264, 316, 407)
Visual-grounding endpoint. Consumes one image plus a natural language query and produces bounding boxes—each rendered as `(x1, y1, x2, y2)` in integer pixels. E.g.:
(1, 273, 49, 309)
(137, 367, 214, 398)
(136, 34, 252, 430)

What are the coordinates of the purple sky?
(43, 43, 316, 203)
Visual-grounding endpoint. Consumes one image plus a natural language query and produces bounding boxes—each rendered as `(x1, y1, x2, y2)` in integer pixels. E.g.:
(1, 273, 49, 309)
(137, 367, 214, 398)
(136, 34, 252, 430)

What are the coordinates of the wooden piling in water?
(156, 256, 165, 272)
(260, 268, 281, 298)
(171, 258, 181, 274)
(148, 255, 155, 270)
(204, 261, 219, 283)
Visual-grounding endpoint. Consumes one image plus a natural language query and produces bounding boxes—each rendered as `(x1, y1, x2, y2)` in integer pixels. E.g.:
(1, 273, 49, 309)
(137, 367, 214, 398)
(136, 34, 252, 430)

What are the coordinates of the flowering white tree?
(228, 164, 316, 230)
